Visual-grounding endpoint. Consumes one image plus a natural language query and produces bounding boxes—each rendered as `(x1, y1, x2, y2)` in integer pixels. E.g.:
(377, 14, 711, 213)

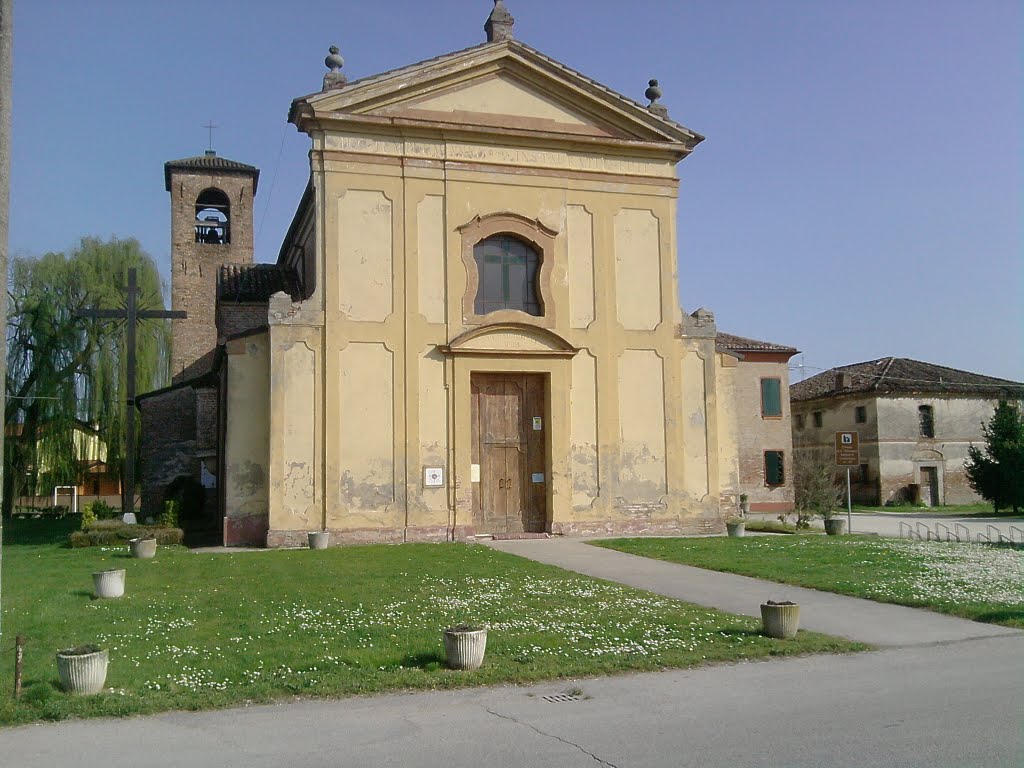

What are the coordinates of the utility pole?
(0, 0, 14, 647)
(78, 270, 185, 516)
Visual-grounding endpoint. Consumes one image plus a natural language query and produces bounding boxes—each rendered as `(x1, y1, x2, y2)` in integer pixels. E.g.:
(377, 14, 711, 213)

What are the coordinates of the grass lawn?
(593, 536, 1024, 629)
(852, 504, 1007, 517)
(0, 519, 863, 726)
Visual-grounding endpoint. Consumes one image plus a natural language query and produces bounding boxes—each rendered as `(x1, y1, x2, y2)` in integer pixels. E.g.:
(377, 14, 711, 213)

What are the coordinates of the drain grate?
(542, 694, 582, 703)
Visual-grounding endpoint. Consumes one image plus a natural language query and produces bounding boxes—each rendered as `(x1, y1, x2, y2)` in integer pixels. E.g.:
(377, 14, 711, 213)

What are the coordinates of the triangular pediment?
(293, 41, 703, 149)
(375, 71, 623, 139)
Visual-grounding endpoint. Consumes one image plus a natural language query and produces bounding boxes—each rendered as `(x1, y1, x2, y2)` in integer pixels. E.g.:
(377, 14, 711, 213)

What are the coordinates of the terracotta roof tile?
(790, 357, 1024, 401)
(715, 332, 798, 355)
(164, 153, 260, 192)
(218, 264, 301, 303)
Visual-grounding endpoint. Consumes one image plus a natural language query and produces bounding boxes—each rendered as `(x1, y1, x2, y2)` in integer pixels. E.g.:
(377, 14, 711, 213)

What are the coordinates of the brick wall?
(217, 303, 267, 339)
(168, 169, 255, 381)
(138, 386, 196, 518)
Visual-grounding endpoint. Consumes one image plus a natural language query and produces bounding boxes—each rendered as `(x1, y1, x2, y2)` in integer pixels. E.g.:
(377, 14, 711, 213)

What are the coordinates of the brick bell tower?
(164, 150, 259, 381)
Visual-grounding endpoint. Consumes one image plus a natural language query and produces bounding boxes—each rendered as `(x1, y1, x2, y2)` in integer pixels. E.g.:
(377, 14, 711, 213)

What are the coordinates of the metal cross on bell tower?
(78, 269, 186, 517)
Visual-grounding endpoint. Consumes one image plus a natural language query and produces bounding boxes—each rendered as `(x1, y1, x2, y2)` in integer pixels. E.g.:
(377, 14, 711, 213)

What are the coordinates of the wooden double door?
(471, 373, 547, 535)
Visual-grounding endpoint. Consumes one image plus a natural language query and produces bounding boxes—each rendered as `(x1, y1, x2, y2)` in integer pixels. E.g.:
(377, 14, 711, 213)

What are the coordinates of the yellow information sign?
(835, 431, 860, 466)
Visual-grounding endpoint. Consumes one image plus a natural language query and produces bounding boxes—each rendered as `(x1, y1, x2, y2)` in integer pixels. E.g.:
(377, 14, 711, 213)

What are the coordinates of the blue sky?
(9, 0, 1022, 380)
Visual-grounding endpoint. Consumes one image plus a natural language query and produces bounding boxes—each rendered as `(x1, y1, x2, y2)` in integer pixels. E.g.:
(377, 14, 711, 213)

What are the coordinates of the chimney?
(835, 372, 848, 390)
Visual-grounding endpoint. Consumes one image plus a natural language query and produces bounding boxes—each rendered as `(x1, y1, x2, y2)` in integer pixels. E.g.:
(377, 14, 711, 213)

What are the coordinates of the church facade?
(144, 3, 748, 547)
(222, 4, 741, 546)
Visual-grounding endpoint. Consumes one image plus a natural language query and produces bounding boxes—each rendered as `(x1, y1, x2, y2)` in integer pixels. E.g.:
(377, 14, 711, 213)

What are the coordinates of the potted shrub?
(822, 511, 846, 536)
(129, 536, 157, 559)
(56, 644, 109, 695)
(443, 624, 488, 670)
(308, 530, 330, 549)
(739, 494, 750, 515)
(726, 516, 746, 537)
(760, 600, 800, 639)
(92, 568, 126, 599)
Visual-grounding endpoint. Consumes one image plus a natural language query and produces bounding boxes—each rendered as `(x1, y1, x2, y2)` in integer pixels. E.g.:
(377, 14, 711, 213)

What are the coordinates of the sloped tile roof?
(295, 40, 703, 147)
(790, 357, 1024, 402)
(716, 332, 798, 355)
(218, 264, 301, 303)
(164, 153, 260, 192)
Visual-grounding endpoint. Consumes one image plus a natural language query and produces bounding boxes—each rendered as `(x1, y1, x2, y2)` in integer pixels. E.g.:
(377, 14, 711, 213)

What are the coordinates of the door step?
(490, 532, 552, 540)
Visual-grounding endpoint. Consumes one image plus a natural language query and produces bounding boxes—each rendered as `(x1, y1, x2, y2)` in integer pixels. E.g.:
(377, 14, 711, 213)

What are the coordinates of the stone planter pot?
(726, 521, 746, 538)
(56, 646, 108, 695)
(128, 537, 157, 559)
(761, 601, 800, 639)
(443, 626, 488, 670)
(308, 531, 330, 550)
(92, 569, 126, 599)
(824, 519, 846, 536)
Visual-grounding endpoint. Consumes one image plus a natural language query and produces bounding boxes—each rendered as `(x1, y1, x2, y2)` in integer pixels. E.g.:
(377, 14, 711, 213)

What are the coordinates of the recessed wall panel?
(338, 190, 393, 321)
(614, 209, 662, 330)
(339, 343, 395, 511)
(617, 350, 667, 499)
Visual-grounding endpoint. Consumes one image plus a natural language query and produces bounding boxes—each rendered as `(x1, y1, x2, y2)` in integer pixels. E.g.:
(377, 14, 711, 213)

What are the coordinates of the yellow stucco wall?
(259, 58, 733, 545)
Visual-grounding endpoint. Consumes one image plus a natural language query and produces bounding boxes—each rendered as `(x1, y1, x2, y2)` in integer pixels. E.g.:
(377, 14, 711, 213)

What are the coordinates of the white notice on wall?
(471, 464, 481, 483)
(531, 473, 544, 483)
(532, 417, 543, 431)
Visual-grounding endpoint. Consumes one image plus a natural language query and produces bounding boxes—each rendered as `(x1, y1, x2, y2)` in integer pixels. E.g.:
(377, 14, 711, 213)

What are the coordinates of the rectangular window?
(919, 405, 934, 438)
(760, 378, 783, 418)
(813, 411, 823, 428)
(795, 414, 805, 430)
(764, 451, 785, 486)
(855, 406, 867, 423)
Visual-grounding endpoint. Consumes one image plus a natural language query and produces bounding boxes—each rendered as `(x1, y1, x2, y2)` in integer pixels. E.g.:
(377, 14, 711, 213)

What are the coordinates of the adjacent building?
(716, 333, 799, 514)
(790, 358, 1024, 506)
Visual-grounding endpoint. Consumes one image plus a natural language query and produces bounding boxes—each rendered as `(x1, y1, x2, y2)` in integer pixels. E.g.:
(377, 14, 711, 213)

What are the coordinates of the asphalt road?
(1, 634, 1020, 768)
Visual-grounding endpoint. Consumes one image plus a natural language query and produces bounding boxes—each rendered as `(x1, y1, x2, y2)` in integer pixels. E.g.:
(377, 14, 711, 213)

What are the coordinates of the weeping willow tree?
(4, 237, 170, 515)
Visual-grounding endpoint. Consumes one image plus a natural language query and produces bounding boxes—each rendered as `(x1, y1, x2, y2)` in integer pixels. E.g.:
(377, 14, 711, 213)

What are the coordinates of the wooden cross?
(78, 269, 186, 517)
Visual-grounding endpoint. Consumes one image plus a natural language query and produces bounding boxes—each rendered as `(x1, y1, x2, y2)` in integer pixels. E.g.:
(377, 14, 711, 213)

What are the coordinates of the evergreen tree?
(965, 401, 1024, 514)
(4, 237, 169, 515)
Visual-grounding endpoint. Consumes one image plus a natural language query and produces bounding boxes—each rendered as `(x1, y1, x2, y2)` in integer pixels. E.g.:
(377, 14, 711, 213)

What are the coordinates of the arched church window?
(473, 235, 542, 316)
(194, 188, 231, 245)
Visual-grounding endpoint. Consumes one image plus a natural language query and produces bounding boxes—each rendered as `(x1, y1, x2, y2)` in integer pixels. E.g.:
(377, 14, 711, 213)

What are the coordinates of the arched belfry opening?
(194, 188, 231, 244)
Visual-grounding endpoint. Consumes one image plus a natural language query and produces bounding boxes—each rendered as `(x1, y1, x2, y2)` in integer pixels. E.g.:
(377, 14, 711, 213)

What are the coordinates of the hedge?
(69, 525, 184, 548)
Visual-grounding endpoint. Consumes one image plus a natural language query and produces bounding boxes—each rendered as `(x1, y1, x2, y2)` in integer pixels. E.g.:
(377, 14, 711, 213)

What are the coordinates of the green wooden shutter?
(765, 451, 785, 485)
(761, 378, 782, 417)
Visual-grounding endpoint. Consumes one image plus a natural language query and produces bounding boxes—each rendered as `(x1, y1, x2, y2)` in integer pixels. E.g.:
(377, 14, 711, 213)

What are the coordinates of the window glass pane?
(761, 379, 782, 417)
(472, 234, 544, 316)
(919, 406, 934, 438)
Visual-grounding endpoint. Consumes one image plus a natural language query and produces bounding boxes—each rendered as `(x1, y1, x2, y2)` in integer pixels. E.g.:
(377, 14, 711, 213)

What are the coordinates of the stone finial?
(485, 0, 515, 43)
(645, 79, 669, 118)
(322, 45, 347, 91)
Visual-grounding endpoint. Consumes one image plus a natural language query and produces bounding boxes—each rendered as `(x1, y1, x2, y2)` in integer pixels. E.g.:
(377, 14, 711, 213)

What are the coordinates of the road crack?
(485, 708, 619, 768)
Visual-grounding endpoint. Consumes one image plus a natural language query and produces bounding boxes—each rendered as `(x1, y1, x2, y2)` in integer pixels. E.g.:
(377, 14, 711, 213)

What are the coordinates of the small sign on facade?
(423, 466, 445, 488)
(532, 416, 543, 431)
(834, 431, 860, 466)
(531, 473, 545, 484)
(470, 464, 481, 483)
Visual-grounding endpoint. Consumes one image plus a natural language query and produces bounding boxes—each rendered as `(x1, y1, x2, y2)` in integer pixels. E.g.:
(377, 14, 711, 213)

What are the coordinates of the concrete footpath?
(486, 537, 1020, 647)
